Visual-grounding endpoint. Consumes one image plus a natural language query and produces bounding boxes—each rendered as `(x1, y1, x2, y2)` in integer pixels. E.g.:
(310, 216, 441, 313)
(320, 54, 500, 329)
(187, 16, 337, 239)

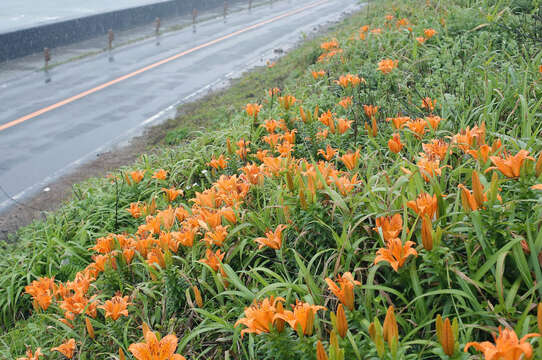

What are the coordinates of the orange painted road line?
(0, 0, 329, 133)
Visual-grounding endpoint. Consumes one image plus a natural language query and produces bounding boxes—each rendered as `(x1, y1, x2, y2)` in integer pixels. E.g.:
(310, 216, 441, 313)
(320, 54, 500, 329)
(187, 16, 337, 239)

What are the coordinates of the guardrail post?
(155, 17, 161, 36)
(155, 17, 161, 45)
(224, 0, 228, 23)
(108, 29, 114, 62)
(44, 47, 50, 69)
(193, 8, 198, 33)
(248, 0, 252, 12)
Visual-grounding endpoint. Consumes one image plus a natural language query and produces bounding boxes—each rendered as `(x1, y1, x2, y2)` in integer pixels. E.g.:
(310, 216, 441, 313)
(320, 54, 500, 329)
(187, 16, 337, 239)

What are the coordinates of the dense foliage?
(3, 0, 542, 359)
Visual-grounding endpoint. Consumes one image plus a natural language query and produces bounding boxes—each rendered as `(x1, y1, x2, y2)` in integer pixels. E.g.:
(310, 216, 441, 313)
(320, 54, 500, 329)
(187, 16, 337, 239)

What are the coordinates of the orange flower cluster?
(325, 272, 361, 310)
(318, 39, 343, 62)
(378, 59, 398, 74)
(129, 324, 186, 360)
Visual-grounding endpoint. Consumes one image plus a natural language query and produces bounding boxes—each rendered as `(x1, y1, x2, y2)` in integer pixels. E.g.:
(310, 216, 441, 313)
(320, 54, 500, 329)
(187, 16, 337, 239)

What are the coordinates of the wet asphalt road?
(0, 0, 362, 213)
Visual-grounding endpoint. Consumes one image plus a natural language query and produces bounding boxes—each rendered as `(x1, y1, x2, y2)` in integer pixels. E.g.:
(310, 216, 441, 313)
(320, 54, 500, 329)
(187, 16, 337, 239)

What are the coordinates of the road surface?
(0, 0, 363, 214)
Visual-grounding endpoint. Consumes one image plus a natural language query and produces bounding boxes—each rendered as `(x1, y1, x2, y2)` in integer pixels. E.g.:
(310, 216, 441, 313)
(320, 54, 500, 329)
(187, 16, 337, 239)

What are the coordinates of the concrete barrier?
(0, 0, 245, 62)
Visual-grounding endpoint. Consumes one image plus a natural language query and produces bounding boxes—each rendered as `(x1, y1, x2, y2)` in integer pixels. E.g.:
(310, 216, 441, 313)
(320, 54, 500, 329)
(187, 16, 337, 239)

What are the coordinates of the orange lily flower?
(25, 277, 55, 311)
(245, 103, 262, 118)
(274, 300, 326, 336)
(325, 272, 361, 310)
(335, 74, 362, 88)
(406, 118, 427, 138)
(464, 327, 540, 360)
(374, 238, 418, 272)
(388, 133, 404, 153)
(312, 70, 326, 79)
(319, 110, 334, 127)
(337, 118, 353, 134)
(268, 87, 280, 96)
(171, 228, 196, 248)
(235, 296, 286, 337)
(208, 155, 229, 170)
(127, 202, 142, 218)
(276, 141, 295, 158)
(51, 339, 76, 359)
(424, 28, 437, 39)
(128, 325, 186, 360)
(152, 169, 167, 180)
(162, 188, 183, 202)
(318, 145, 338, 161)
(363, 105, 379, 118)
(278, 95, 296, 111)
(199, 249, 225, 272)
(340, 149, 360, 170)
(157, 207, 176, 230)
(146, 248, 166, 269)
(378, 59, 397, 74)
(407, 192, 438, 219)
(236, 139, 251, 161)
(421, 97, 437, 112)
(371, 28, 382, 35)
(386, 116, 410, 129)
(99, 295, 131, 321)
(320, 39, 339, 51)
(416, 36, 426, 44)
(203, 225, 229, 247)
(452, 124, 487, 152)
(17, 347, 43, 360)
(426, 115, 443, 130)
(423, 139, 449, 160)
(255, 224, 287, 250)
(128, 170, 145, 184)
(260, 119, 280, 134)
(316, 129, 329, 140)
(417, 155, 443, 182)
(338, 97, 352, 109)
(396, 18, 409, 27)
(333, 174, 360, 196)
(374, 214, 403, 242)
(488, 149, 534, 178)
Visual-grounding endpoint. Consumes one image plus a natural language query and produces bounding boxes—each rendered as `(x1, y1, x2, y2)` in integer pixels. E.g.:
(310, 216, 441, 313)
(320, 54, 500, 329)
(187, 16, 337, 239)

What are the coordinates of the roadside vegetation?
(3, 0, 542, 359)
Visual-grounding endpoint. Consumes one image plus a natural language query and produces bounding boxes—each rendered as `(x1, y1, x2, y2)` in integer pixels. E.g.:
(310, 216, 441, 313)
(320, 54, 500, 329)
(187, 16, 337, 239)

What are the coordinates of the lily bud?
(226, 138, 233, 154)
(538, 303, 542, 334)
(371, 117, 378, 137)
(368, 318, 385, 358)
(421, 215, 433, 251)
(300, 106, 307, 123)
(192, 286, 203, 308)
(536, 152, 542, 177)
(314, 105, 319, 122)
(305, 308, 315, 336)
(316, 340, 329, 360)
(436, 315, 455, 356)
(472, 171, 484, 208)
(286, 171, 294, 192)
(119, 348, 126, 360)
(383, 306, 398, 347)
(336, 304, 348, 338)
(85, 317, 95, 340)
(299, 188, 307, 209)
